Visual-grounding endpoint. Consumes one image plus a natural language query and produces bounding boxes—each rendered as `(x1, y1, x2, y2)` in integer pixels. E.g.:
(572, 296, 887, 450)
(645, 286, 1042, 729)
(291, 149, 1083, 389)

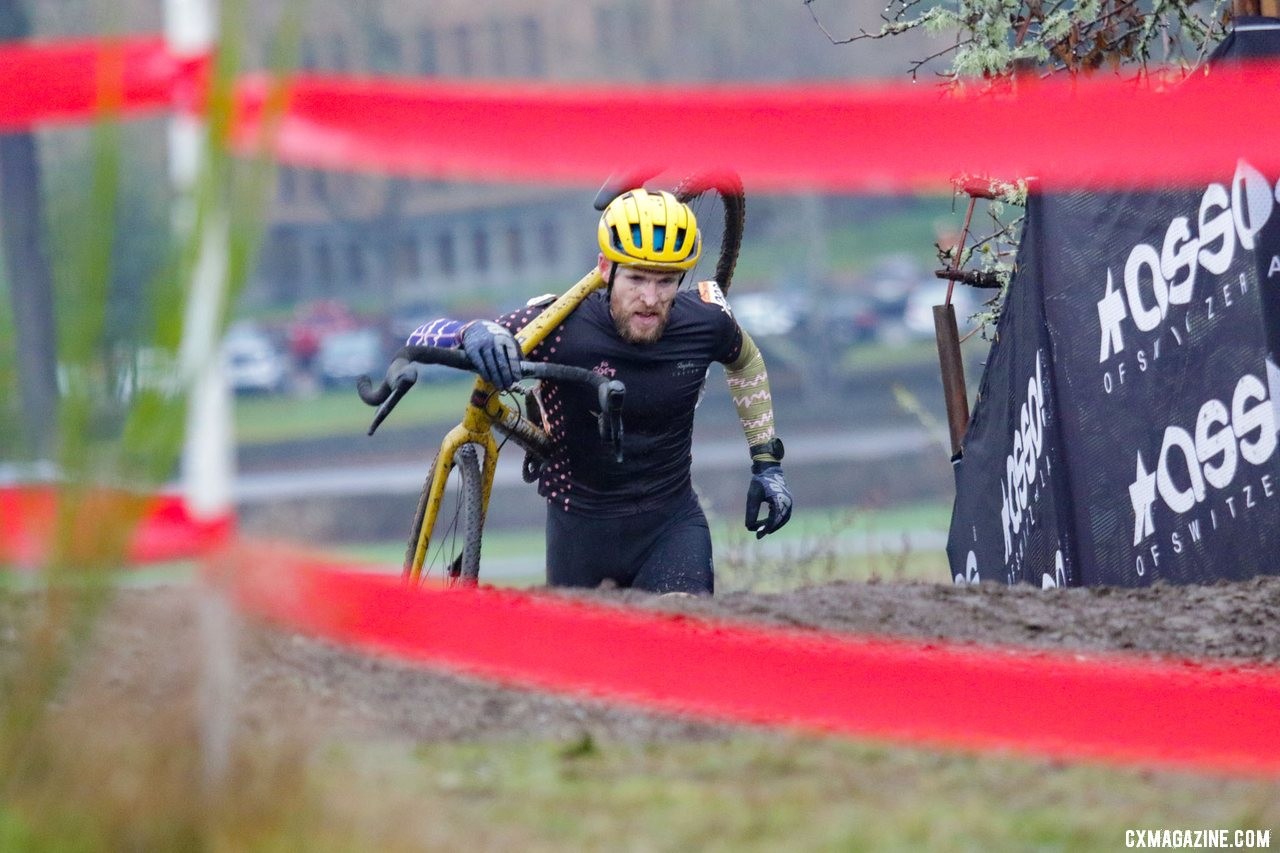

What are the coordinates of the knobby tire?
(404, 443, 484, 586)
(675, 171, 745, 294)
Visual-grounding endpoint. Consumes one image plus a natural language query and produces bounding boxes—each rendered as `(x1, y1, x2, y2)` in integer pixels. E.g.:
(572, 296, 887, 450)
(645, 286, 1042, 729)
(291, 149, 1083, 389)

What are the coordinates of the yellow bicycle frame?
(407, 268, 606, 583)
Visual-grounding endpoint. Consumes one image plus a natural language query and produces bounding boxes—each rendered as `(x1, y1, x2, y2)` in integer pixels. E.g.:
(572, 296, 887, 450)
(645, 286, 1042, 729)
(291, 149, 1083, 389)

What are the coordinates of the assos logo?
(1000, 352, 1048, 563)
(1129, 370, 1278, 553)
(1096, 160, 1280, 392)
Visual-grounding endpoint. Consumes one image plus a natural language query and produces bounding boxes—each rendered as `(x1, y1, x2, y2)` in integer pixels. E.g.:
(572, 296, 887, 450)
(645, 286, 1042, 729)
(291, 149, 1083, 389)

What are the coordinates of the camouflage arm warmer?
(724, 329, 777, 460)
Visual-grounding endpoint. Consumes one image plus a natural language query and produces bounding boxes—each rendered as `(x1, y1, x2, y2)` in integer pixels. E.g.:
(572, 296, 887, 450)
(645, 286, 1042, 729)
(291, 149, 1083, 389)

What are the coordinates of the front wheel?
(404, 443, 484, 586)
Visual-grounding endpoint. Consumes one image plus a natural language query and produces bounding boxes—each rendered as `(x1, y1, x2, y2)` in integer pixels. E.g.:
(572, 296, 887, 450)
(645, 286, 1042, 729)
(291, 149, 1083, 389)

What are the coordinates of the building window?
(521, 17, 545, 77)
(594, 8, 619, 50)
(397, 236, 421, 280)
(300, 38, 318, 71)
(309, 170, 326, 201)
(371, 31, 401, 73)
(472, 228, 490, 273)
(417, 29, 438, 75)
(437, 232, 456, 277)
(506, 225, 524, 268)
(275, 231, 302, 300)
(488, 21, 507, 76)
(330, 35, 349, 71)
(538, 220, 560, 266)
(277, 167, 297, 203)
(347, 243, 365, 284)
(452, 24, 474, 76)
(315, 241, 334, 292)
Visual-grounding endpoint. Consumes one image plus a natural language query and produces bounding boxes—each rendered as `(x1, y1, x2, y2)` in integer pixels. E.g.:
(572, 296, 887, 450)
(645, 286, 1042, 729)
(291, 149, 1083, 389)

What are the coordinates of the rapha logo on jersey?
(1095, 160, 1278, 395)
(1000, 351, 1050, 570)
(697, 280, 732, 316)
(673, 359, 703, 377)
(591, 360, 617, 378)
(1128, 367, 1280, 574)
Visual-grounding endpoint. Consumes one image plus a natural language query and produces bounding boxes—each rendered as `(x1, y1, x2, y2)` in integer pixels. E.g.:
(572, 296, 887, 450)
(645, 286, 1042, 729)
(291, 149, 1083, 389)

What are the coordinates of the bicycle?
(356, 170, 745, 587)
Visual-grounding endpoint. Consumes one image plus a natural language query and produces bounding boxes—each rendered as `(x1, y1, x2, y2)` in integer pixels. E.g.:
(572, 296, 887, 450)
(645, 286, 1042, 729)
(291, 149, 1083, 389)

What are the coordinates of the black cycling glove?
(462, 320, 522, 390)
(745, 460, 793, 539)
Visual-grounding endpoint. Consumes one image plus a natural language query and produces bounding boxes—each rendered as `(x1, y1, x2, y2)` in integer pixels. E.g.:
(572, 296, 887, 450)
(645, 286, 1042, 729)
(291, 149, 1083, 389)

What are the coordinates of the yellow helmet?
(597, 189, 701, 271)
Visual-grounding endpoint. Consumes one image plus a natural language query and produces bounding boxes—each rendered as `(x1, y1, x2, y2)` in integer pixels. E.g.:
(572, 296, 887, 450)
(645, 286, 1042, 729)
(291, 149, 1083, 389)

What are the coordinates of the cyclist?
(406, 189, 791, 595)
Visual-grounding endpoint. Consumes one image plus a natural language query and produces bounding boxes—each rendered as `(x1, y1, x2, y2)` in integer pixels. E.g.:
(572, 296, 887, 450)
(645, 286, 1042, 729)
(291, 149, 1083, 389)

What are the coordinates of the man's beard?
(613, 304, 671, 344)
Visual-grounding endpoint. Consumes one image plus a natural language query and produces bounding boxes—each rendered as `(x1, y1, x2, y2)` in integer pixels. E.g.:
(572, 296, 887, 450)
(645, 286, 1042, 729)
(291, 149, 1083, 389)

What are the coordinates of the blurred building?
(31, 1, 938, 313)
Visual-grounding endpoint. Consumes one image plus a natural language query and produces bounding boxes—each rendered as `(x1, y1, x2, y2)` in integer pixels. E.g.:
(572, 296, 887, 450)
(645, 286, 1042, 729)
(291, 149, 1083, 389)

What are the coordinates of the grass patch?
(735, 201, 950, 281)
(292, 734, 1280, 851)
(332, 501, 954, 590)
(8, 720, 1277, 849)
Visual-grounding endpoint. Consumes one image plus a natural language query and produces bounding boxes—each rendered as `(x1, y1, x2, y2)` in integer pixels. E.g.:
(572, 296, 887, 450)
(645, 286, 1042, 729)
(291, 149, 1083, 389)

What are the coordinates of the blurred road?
(235, 421, 955, 543)
(234, 425, 940, 503)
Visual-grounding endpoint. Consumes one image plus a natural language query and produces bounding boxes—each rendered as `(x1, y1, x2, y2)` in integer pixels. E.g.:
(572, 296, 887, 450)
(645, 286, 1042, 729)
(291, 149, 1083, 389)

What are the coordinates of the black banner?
(1042, 164, 1280, 585)
(951, 163, 1280, 586)
(948, 19, 1280, 587)
(946, 199, 1077, 588)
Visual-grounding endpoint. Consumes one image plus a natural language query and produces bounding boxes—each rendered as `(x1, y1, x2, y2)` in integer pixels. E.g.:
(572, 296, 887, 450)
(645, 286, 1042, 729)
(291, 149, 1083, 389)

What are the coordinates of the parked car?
(730, 292, 803, 338)
(820, 293, 882, 346)
(902, 281, 983, 338)
(287, 299, 359, 371)
(223, 322, 288, 394)
(316, 328, 383, 389)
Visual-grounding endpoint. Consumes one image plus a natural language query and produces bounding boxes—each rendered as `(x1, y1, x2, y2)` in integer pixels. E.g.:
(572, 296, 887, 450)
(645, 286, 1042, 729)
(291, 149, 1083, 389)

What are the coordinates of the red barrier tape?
(0, 36, 192, 128)
(7, 37, 1280, 190)
(232, 64, 1280, 191)
(0, 486, 233, 567)
(228, 544, 1280, 777)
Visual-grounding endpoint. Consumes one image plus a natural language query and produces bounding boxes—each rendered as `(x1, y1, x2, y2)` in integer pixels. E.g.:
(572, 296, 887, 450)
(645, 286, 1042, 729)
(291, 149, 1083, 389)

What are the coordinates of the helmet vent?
(652, 225, 666, 252)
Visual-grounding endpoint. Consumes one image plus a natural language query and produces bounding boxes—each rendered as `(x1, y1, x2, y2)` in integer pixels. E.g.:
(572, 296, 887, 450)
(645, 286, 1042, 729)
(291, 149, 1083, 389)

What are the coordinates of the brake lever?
(595, 379, 626, 462)
(367, 370, 417, 436)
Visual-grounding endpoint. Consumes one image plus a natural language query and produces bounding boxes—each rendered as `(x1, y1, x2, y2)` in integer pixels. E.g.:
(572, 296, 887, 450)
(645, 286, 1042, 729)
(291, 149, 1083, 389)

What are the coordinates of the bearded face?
(603, 261, 681, 344)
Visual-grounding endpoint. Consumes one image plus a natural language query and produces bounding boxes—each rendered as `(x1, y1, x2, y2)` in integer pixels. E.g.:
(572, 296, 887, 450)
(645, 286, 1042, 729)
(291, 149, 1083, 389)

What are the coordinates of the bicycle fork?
(408, 416, 499, 585)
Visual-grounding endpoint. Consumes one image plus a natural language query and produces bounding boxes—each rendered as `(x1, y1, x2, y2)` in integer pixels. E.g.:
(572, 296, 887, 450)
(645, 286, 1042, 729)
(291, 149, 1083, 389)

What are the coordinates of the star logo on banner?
(1129, 452, 1157, 545)
(1097, 269, 1128, 363)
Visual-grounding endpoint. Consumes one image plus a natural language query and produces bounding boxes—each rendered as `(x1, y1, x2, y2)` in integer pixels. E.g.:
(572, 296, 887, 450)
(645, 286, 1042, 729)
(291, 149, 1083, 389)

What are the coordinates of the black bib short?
(545, 488, 714, 594)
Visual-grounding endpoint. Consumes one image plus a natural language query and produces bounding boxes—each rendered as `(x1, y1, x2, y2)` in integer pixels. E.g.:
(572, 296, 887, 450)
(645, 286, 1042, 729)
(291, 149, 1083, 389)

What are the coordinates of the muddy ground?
(16, 574, 1278, 748)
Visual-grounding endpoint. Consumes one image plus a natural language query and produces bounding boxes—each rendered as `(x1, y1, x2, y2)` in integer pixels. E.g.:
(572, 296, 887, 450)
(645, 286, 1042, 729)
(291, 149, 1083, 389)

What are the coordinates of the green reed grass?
(1, 0, 302, 845)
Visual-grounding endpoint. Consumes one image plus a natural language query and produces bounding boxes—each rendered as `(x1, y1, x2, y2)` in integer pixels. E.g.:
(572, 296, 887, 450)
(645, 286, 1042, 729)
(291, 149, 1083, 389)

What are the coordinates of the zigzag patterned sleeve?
(404, 302, 550, 355)
(724, 328, 777, 455)
(405, 318, 468, 347)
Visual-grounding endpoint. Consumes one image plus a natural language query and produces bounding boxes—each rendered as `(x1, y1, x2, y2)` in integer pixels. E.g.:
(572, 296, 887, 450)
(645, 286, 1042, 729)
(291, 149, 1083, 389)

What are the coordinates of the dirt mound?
(29, 574, 1278, 748)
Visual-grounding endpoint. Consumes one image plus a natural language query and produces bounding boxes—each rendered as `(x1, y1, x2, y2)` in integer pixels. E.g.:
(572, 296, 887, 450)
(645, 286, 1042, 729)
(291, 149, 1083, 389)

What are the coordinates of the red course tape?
(5, 38, 1280, 189)
(228, 545, 1280, 777)
(231, 66, 1280, 191)
(0, 486, 233, 567)
(0, 36, 191, 128)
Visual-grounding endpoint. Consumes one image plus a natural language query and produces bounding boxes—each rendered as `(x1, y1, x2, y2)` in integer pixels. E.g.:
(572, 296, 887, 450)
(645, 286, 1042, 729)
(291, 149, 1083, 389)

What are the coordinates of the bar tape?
(226, 544, 1280, 777)
(0, 485, 233, 568)
(6, 37, 1280, 189)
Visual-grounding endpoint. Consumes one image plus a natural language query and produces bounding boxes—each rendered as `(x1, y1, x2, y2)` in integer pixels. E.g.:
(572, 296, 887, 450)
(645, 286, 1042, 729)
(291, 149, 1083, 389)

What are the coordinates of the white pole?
(167, 0, 232, 521)
(165, 0, 235, 803)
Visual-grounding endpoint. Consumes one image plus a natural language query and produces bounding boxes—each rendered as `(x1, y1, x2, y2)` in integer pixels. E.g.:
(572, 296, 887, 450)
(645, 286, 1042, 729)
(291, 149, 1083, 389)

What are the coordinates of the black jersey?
(499, 287, 743, 517)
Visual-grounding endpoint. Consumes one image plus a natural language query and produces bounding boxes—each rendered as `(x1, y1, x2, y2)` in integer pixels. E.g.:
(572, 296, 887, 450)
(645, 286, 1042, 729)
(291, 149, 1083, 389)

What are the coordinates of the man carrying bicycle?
(407, 189, 791, 595)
